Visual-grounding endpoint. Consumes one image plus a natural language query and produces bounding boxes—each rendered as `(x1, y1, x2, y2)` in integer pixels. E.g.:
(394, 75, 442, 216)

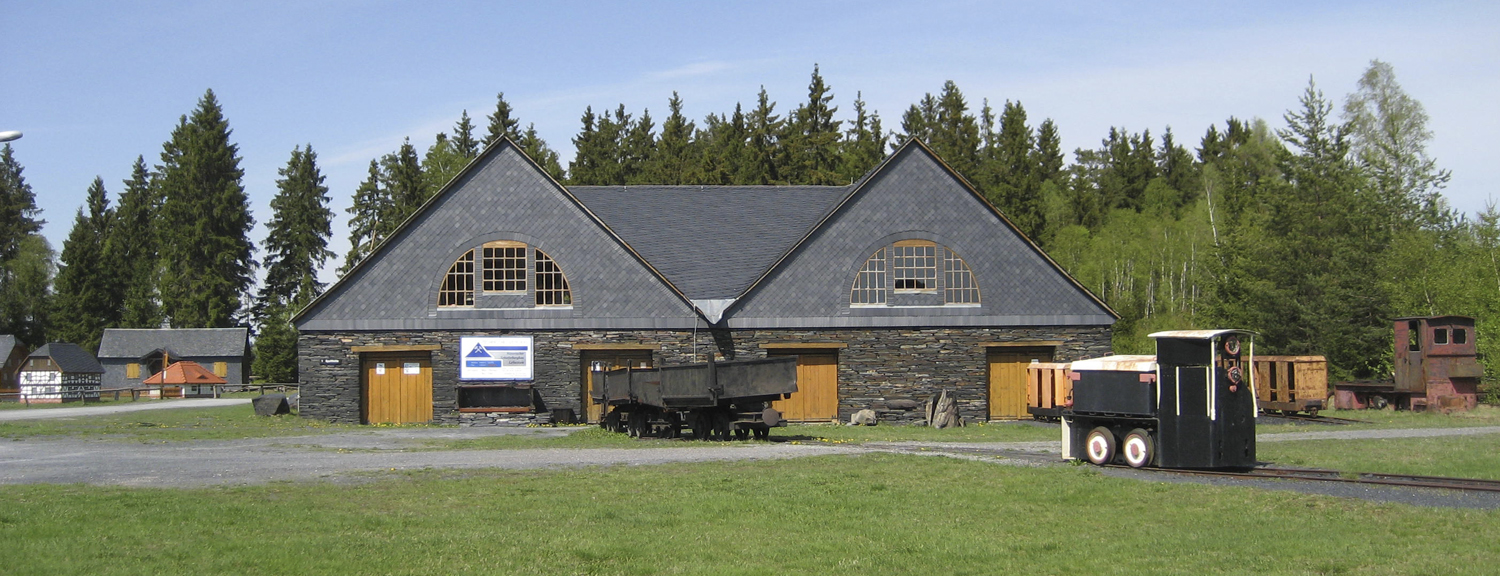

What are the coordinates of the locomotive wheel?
(1084, 427, 1116, 465)
(1122, 429, 1154, 468)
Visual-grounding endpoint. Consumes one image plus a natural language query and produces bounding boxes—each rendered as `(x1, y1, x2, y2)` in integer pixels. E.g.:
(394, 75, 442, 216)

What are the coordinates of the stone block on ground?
(252, 394, 291, 417)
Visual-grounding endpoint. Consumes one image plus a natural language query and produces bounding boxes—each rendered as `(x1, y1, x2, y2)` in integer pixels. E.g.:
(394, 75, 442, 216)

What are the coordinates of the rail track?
(1260, 412, 1370, 425)
(1125, 465, 1500, 493)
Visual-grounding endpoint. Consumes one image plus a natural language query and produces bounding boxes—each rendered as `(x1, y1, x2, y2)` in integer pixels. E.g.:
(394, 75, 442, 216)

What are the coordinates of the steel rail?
(1132, 465, 1500, 493)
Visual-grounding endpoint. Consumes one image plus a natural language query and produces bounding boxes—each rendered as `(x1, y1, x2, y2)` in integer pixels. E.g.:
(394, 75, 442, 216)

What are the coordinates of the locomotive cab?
(1063, 330, 1257, 469)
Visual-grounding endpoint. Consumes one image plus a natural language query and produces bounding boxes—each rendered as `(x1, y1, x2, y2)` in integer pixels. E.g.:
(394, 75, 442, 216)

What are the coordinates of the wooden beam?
(759, 342, 849, 349)
(981, 341, 1064, 348)
(350, 344, 441, 353)
(571, 343, 662, 351)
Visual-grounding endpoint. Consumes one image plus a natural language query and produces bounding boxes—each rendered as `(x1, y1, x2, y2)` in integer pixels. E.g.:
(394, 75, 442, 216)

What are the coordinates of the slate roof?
(0, 335, 17, 353)
(97, 328, 249, 360)
(28, 343, 104, 373)
(570, 185, 851, 300)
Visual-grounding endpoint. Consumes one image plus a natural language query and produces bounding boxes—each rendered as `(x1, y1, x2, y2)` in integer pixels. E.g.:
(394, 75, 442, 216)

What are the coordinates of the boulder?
(252, 394, 291, 417)
(848, 409, 878, 426)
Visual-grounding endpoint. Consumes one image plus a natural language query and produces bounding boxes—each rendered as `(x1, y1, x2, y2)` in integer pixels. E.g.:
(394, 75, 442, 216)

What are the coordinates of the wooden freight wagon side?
(1253, 355, 1328, 415)
(1026, 362, 1072, 421)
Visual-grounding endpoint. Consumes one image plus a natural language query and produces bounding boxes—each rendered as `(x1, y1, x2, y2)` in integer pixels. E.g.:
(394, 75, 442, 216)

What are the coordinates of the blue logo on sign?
(466, 343, 491, 358)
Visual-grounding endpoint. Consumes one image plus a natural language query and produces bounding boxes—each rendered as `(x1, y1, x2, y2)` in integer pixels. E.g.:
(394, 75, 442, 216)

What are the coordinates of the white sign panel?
(460, 336, 533, 380)
(403, 362, 421, 375)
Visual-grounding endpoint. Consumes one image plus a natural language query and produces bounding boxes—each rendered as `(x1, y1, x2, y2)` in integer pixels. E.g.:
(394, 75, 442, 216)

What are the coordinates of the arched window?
(437, 250, 475, 307)
(437, 244, 573, 308)
(943, 247, 979, 305)
(533, 249, 572, 306)
(850, 241, 980, 306)
(850, 247, 887, 306)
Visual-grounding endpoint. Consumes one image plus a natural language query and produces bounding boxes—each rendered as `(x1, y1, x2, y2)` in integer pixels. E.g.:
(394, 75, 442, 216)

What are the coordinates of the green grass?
(0, 406, 360, 442)
(2, 454, 1497, 575)
(1260, 433, 1500, 480)
(1257, 405, 1500, 434)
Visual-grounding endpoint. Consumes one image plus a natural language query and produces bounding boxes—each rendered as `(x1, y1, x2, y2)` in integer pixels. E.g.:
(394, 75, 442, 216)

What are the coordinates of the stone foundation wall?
(299, 326, 1112, 425)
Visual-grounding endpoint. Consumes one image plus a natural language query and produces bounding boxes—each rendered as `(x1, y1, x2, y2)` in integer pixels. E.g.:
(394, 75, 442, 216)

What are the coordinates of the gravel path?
(0, 399, 251, 421)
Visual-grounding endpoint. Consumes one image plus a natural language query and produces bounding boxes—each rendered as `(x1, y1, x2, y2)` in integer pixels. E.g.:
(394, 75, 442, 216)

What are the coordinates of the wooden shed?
(0, 335, 29, 398)
(17, 343, 103, 403)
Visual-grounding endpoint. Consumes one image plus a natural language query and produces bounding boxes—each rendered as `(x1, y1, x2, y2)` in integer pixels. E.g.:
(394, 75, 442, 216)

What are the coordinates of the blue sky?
(7, 1, 1497, 284)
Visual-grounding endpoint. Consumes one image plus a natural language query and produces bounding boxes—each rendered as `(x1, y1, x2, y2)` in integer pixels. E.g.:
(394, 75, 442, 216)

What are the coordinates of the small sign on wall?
(375, 362, 385, 375)
(403, 362, 421, 375)
(460, 336, 534, 380)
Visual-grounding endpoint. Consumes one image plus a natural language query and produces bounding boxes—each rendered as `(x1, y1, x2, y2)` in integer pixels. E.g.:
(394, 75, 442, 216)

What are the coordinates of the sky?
(6, 1, 1498, 285)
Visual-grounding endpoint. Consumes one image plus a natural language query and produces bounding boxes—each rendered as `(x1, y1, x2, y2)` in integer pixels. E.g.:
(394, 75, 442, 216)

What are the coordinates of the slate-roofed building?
(18, 342, 104, 403)
(0, 335, 29, 396)
(295, 138, 1117, 426)
(97, 328, 250, 390)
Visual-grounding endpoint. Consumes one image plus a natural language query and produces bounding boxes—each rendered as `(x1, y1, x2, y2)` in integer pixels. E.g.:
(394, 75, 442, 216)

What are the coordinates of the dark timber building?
(294, 139, 1116, 425)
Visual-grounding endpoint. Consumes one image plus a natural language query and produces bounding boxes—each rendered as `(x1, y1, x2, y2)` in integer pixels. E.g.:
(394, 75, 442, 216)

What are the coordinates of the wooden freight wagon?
(1253, 356, 1328, 415)
(1026, 362, 1072, 421)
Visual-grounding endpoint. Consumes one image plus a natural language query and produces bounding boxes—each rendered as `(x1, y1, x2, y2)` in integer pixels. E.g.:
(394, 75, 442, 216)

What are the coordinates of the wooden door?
(769, 352, 839, 422)
(989, 348, 1052, 420)
(362, 354, 433, 424)
(581, 350, 653, 423)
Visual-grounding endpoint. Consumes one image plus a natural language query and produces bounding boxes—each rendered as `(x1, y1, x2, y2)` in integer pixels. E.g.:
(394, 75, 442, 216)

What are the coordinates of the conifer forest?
(1, 62, 1494, 396)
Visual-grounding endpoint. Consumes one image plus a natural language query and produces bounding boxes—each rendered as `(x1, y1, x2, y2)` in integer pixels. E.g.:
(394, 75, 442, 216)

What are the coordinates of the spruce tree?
(453, 110, 480, 158)
(993, 101, 1043, 238)
(485, 92, 521, 145)
(739, 87, 783, 185)
(929, 81, 980, 181)
(0, 144, 44, 263)
(260, 145, 334, 310)
(898, 94, 939, 148)
(644, 93, 697, 184)
(341, 160, 390, 273)
(111, 156, 161, 328)
(568, 107, 604, 185)
(518, 124, 566, 180)
(51, 177, 118, 351)
(0, 145, 50, 345)
(156, 89, 256, 328)
(621, 108, 655, 184)
(383, 138, 429, 221)
(841, 92, 885, 182)
(782, 65, 842, 185)
(251, 300, 298, 383)
(422, 133, 468, 192)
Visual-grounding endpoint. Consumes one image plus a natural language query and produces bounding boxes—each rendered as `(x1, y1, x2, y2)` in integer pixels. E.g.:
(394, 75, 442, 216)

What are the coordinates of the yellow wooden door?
(989, 348, 1052, 420)
(363, 355, 433, 424)
(581, 350, 653, 423)
(770, 352, 839, 422)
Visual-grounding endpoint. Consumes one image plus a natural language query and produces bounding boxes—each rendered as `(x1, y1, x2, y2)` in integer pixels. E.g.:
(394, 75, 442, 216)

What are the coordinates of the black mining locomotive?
(593, 356, 799, 440)
(1063, 330, 1258, 469)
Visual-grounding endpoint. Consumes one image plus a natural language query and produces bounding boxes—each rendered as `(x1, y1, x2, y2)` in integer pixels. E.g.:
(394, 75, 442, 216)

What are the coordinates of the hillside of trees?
(2, 62, 1494, 398)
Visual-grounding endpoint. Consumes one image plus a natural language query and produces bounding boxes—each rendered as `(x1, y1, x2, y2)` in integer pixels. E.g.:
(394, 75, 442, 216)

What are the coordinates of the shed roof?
(569, 185, 850, 300)
(27, 343, 104, 373)
(142, 361, 226, 385)
(97, 328, 248, 359)
(0, 335, 17, 353)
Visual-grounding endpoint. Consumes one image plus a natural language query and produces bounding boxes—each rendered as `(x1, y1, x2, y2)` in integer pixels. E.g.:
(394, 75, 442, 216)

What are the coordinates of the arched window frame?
(436, 243, 573, 309)
(437, 249, 475, 307)
(849, 240, 980, 307)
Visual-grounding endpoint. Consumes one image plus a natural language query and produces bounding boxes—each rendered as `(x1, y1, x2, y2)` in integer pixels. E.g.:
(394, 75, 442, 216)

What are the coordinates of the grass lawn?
(0, 406, 360, 442)
(1257, 405, 1500, 434)
(1259, 433, 1500, 480)
(2, 454, 1497, 575)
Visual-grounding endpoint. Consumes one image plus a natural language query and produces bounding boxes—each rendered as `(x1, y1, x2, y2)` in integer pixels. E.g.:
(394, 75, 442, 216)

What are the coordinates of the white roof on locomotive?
(1069, 354, 1158, 372)
(1148, 329, 1255, 340)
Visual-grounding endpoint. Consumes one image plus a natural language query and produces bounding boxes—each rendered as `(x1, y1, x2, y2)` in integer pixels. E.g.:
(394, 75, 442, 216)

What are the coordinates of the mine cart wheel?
(627, 411, 648, 438)
(752, 426, 770, 440)
(663, 412, 682, 439)
(1122, 429, 1154, 468)
(734, 427, 750, 440)
(1306, 408, 1320, 418)
(1084, 426, 1117, 465)
(690, 412, 712, 440)
(713, 412, 733, 441)
(602, 410, 623, 433)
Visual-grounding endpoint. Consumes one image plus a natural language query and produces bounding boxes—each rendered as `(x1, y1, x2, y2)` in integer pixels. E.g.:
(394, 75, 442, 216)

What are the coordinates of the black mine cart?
(1062, 330, 1258, 469)
(593, 356, 798, 440)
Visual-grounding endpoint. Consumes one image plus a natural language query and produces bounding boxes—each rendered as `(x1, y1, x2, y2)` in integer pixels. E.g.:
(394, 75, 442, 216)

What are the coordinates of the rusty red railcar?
(1335, 316, 1484, 412)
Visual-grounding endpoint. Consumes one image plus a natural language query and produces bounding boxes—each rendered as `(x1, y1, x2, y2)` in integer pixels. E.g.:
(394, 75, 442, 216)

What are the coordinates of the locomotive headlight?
(1226, 364, 1243, 392)
(1223, 335, 1241, 357)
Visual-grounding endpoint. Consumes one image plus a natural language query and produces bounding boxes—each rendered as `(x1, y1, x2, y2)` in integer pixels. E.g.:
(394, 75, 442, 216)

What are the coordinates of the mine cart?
(593, 356, 799, 440)
(1253, 356, 1327, 415)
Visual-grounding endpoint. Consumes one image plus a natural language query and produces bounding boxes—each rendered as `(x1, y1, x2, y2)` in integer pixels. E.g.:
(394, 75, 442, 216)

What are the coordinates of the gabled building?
(18, 342, 103, 403)
(295, 138, 1116, 425)
(97, 328, 250, 390)
(0, 335, 29, 397)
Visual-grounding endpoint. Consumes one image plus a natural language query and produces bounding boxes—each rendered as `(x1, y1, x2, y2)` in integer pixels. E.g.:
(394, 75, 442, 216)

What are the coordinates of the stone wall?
(299, 325, 1112, 425)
